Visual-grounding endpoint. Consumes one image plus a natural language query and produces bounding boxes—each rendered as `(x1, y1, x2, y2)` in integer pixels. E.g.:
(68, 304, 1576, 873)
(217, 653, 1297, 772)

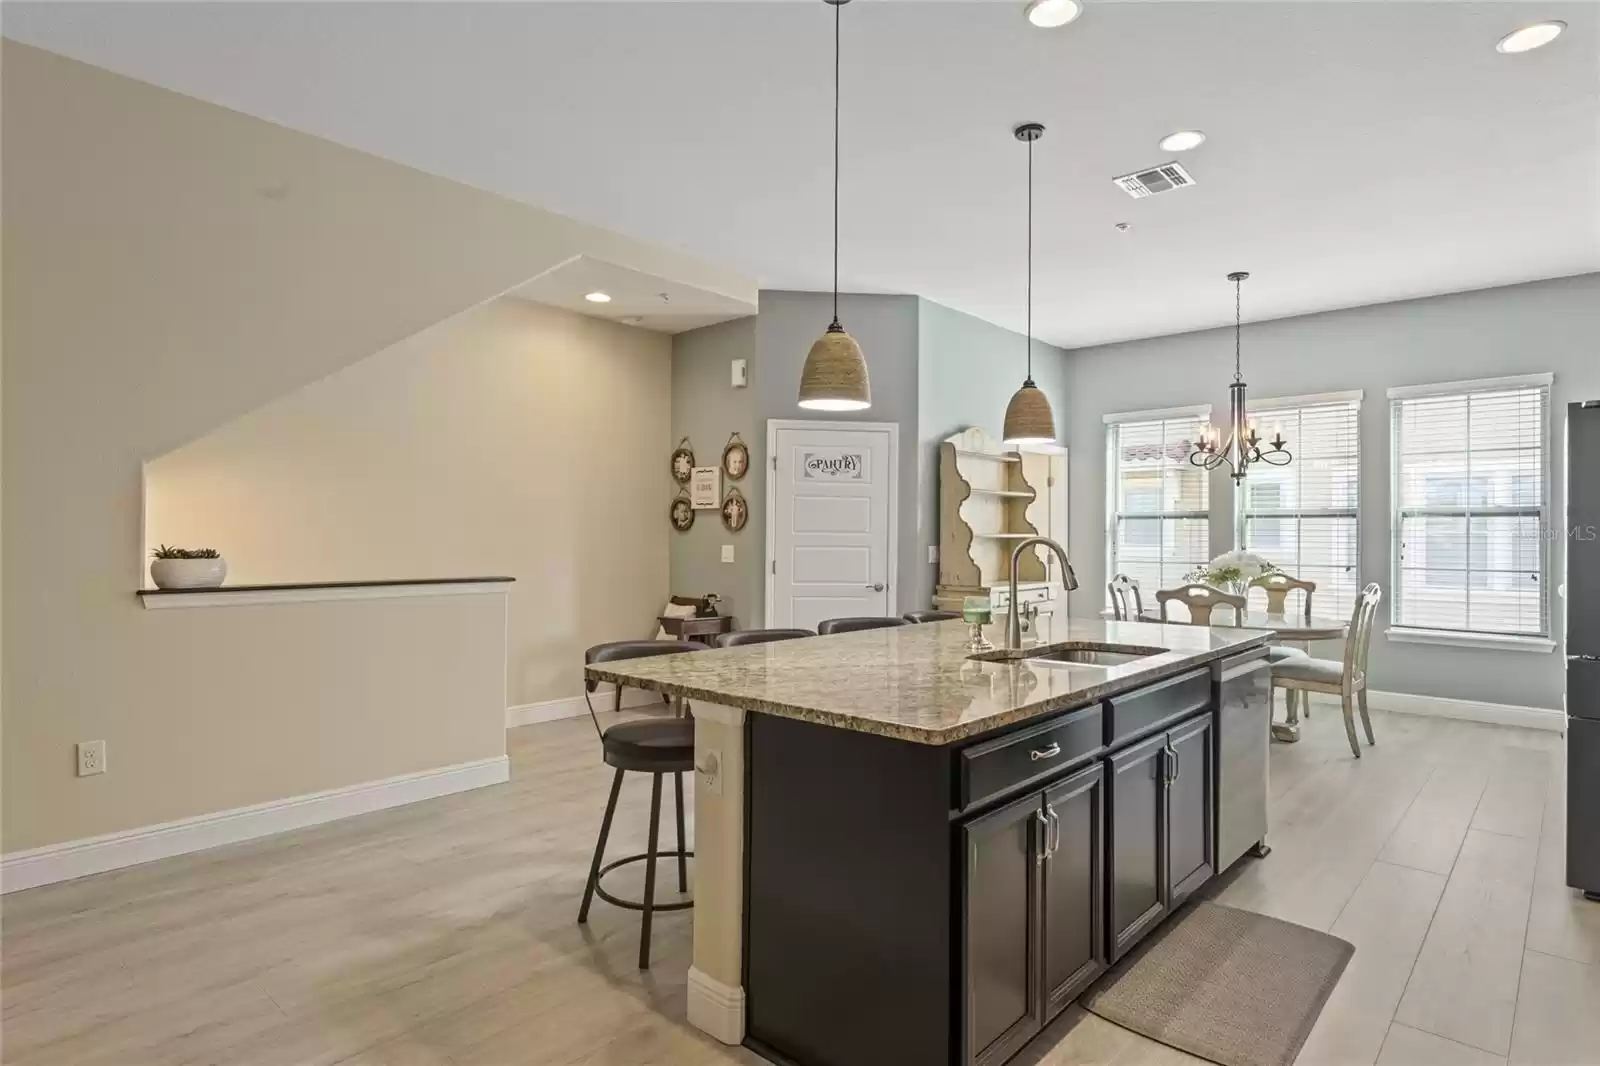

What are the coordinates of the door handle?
(1047, 805, 1061, 856)
(1030, 742, 1062, 762)
(1035, 810, 1051, 864)
(865, 583, 885, 592)
(1165, 742, 1181, 785)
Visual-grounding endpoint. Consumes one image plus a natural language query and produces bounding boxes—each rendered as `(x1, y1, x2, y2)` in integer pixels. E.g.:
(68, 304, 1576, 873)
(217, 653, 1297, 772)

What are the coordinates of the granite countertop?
(583, 617, 1271, 745)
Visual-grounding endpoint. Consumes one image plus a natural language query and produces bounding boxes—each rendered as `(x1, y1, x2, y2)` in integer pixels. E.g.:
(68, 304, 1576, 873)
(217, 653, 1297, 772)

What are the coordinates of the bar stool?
(903, 610, 961, 623)
(817, 616, 911, 635)
(717, 628, 814, 647)
(579, 640, 702, 969)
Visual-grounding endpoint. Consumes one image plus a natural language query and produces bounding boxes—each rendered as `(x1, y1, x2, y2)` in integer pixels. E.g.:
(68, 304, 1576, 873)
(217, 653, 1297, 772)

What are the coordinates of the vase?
(150, 557, 228, 589)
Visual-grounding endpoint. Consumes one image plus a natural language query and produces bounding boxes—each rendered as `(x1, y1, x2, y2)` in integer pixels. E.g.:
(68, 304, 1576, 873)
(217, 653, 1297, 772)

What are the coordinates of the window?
(1105, 407, 1211, 601)
(1389, 375, 1552, 640)
(1237, 393, 1362, 619)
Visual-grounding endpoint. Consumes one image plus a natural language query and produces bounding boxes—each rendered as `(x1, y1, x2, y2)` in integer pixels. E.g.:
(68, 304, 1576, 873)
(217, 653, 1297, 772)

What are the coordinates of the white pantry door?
(768, 423, 896, 630)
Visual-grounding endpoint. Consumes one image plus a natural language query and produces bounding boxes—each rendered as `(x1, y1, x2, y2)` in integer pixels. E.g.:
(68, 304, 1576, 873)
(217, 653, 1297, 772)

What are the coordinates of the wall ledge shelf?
(953, 449, 1021, 464)
(137, 577, 515, 609)
(967, 488, 1034, 498)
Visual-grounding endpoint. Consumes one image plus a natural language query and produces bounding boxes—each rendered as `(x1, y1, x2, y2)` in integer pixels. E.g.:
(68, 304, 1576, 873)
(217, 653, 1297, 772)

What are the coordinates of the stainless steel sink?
(1026, 648, 1152, 666)
(971, 642, 1165, 667)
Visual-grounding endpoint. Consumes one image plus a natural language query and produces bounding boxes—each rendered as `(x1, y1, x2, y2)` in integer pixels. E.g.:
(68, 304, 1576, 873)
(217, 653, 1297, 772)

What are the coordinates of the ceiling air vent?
(1113, 161, 1195, 199)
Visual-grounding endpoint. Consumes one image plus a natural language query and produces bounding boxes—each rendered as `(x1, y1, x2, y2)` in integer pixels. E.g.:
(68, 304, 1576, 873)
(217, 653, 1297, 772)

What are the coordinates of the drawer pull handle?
(1030, 742, 1062, 762)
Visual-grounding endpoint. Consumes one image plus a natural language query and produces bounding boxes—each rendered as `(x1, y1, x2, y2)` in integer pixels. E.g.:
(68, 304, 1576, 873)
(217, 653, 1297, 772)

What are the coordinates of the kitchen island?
(584, 616, 1274, 1066)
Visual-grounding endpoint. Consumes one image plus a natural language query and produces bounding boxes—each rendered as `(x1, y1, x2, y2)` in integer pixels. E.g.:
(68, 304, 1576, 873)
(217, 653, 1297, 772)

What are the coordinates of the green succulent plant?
(151, 545, 221, 560)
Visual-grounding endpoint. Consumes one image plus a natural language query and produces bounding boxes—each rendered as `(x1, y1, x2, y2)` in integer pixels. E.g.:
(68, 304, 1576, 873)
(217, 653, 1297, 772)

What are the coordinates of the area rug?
(1081, 901, 1354, 1066)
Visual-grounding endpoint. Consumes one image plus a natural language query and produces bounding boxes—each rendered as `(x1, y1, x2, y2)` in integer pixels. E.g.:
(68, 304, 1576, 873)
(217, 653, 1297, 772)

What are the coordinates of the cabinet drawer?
(960, 705, 1103, 812)
(991, 584, 1053, 611)
(1105, 668, 1211, 749)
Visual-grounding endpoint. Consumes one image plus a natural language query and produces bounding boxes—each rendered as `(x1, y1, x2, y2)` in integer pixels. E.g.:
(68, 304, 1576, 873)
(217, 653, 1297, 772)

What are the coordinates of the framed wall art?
(722, 432, 750, 481)
(670, 438, 696, 484)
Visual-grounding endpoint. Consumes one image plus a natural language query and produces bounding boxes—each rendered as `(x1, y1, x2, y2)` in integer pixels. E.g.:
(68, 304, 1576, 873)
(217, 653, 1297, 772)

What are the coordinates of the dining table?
(1137, 609, 1350, 742)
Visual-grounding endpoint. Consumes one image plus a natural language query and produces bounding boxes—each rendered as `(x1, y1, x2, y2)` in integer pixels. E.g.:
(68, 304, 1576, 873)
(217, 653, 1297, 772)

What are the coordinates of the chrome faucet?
(1008, 536, 1079, 648)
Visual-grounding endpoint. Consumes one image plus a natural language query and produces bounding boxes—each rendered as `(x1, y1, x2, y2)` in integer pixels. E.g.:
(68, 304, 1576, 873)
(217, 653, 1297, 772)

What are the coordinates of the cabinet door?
(963, 791, 1044, 1066)
(1041, 762, 1106, 1020)
(1108, 732, 1168, 962)
(1166, 714, 1216, 907)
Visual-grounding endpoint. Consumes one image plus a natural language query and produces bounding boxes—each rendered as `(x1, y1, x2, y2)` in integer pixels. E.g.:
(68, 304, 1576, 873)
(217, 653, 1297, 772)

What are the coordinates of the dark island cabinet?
(963, 762, 1107, 1066)
(1108, 714, 1216, 963)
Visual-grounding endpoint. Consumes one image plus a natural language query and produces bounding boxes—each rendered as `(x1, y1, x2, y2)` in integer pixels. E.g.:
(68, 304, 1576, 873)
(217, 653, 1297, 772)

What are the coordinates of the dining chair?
(1107, 574, 1146, 622)
(903, 610, 962, 623)
(1155, 584, 1246, 626)
(817, 616, 911, 636)
(717, 628, 814, 647)
(1270, 582, 1383, 758)
(1249, 573, 1317, 622)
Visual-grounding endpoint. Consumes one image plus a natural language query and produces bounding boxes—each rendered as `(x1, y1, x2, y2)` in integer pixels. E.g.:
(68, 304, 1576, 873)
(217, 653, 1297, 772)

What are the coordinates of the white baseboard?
(1365, 689, 1566, 734)
(506, 688, 665, 728)
(687, 966, 746, 1045)
(0, 755, 509, 894)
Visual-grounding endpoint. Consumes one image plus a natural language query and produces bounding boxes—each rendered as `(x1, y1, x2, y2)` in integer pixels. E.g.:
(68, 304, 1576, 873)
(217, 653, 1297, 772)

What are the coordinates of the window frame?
(1104, 405, 1212, 608)
(1233, 390, 1364, 620)
(1386, 373, 1556, 652)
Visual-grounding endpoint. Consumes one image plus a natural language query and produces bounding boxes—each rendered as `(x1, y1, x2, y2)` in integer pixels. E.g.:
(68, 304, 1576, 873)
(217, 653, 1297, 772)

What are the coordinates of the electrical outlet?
(697, 749, 723, 796)
(77, 740, 106, 777)
(721, 544, 735, 563)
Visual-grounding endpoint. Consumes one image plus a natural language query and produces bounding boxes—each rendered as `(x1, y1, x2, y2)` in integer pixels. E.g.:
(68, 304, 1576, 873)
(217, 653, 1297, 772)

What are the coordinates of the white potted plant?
(149, 545, 228, 589)
(1184, 550, 1278, 598)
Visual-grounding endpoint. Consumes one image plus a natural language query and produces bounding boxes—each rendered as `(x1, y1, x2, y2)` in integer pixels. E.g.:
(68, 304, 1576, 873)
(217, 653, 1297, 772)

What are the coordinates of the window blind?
(1390, 378, 1551, 637)
(1105, 409, 1211, 604)
(1238, 395, 1362, 619)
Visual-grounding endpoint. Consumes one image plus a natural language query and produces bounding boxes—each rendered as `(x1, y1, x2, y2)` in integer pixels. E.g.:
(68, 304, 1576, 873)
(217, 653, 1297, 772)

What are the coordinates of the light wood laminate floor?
(3, 702, 1596, 1066)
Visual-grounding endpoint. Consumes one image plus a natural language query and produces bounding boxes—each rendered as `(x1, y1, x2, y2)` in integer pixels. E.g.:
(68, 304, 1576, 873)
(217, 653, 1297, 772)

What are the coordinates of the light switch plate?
(928, 545, 939, 564)
(721, 544, 735, 563)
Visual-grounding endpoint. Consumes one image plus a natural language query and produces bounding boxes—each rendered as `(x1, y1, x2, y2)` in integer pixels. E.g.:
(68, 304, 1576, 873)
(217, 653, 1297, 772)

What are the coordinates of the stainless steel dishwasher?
(1214, 647, 1273, 871)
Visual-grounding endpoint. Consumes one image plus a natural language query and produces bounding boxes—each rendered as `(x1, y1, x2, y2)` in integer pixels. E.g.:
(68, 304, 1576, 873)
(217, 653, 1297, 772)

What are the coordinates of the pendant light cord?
(830, 0, 841, 329)
(1025, 133, 1033, 385)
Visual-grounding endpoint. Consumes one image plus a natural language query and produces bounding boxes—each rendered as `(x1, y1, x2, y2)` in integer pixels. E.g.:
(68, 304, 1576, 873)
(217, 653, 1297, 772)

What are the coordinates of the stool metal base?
(592, 851, 695, 913)
(577, 765, 692, 969)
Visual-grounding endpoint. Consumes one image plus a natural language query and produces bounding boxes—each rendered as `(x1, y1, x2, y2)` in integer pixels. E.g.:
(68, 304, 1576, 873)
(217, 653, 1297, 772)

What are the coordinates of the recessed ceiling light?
(1496, 20, 1566, 53)
(584, 292, 612, 303)
(1159, 130, 1206, 153)
(1025, 0, 1082, 29)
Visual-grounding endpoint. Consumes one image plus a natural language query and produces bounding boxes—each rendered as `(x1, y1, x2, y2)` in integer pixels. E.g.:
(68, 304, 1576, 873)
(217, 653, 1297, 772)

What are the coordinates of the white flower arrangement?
(1184, 550, 1279, 595)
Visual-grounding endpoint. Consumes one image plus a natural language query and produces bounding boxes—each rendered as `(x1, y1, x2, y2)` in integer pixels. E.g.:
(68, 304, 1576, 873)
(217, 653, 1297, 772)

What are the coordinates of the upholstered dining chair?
(1155, 584, 1246, 626)
(717, 628, 814, 647)
(817, 616, 911, 636)
(1107, 574, 1146, 622)
(1271, 582, 1383, 758)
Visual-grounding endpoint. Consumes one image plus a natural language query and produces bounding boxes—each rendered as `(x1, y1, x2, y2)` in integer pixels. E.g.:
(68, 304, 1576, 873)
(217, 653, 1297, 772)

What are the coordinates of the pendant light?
(1188, 271, 1292, 481)
(798, 0, 871, 411)
(1002, 122, 1057, 446)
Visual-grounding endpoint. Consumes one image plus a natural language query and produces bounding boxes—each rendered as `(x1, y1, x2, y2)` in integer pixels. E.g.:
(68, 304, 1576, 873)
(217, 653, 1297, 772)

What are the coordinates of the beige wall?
(146, 299, 672, 707)
(0, 43, 742, 852)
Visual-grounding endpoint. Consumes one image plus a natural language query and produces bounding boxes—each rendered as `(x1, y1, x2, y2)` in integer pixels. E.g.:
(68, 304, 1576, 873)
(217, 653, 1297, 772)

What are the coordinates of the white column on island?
(687, 700, 748, 1044)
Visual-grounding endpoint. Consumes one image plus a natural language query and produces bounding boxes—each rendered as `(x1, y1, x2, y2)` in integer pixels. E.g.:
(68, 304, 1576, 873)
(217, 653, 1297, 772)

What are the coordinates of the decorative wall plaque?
(690, 466, 721, 510)
(721, 488, 749, 533)
(669, 490, 695, 532)
(722, 433, 750, 481)
(670, 438, 696, 484)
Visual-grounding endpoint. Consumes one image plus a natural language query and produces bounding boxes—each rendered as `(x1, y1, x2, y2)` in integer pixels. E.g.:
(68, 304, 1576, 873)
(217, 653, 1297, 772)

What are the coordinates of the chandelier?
(1189, 271, 1292, 482)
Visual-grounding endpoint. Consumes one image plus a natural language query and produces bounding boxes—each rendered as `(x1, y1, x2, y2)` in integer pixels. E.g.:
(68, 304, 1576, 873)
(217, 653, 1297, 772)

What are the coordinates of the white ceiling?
(509, 256, 756, 333)
(6, 1, 1596, 347)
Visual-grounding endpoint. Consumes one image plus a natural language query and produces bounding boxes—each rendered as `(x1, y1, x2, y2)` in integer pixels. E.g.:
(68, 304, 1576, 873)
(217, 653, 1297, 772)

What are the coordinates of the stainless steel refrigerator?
(1566, 401, 1600, 900)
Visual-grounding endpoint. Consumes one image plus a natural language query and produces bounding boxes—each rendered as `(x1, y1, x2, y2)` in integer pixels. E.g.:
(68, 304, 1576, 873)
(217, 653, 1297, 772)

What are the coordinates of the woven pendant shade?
(798, 324, 871, 411)
(1003, 380, 1056, 445)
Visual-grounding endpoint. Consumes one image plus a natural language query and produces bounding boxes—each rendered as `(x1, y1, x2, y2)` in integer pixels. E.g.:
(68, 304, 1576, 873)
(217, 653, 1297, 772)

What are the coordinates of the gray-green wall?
(917, 298, 1070, 609)
(1059, 272, 1600, 710)
(669, 316, 760, 623)
(671, 291, 1071, 624)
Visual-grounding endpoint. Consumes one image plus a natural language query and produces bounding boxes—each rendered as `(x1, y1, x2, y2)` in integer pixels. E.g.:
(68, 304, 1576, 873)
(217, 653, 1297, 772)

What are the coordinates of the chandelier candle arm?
(1188, 271, 1292, 481)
